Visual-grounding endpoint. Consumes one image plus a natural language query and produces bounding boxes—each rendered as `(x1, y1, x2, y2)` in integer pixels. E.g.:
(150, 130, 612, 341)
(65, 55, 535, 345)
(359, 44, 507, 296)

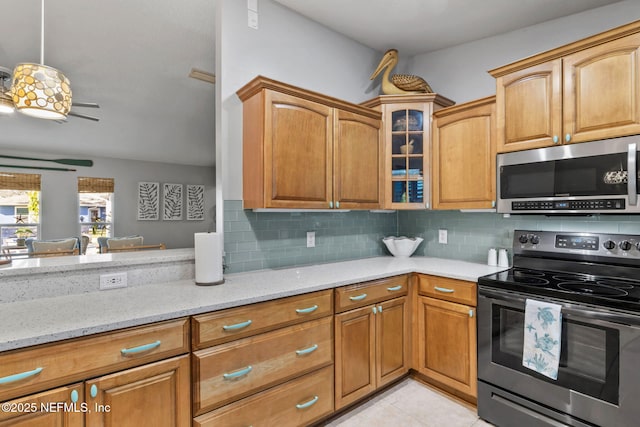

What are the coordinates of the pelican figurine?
(370, 49, 433, 95)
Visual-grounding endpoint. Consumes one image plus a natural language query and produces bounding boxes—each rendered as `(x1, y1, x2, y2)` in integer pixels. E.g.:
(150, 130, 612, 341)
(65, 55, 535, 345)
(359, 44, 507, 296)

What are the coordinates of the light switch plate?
(438, 229, 448, 244)
(248, 10, 258, 29)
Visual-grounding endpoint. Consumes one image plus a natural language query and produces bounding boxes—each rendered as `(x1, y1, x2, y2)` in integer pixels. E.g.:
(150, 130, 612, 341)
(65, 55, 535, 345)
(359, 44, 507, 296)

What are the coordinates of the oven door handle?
(479, 286, 640, 327)
(628, 143, 637, 206)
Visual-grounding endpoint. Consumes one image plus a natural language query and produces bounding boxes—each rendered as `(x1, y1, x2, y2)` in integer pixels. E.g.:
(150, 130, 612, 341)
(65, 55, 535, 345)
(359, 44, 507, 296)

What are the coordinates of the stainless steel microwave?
(497, 136, 640, 214)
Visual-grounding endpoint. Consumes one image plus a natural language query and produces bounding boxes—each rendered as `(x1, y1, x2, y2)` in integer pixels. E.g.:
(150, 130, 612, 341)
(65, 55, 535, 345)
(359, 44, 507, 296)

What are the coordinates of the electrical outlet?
(438, 229, 448, 244)
(307, 231, 316, 248)
(100, 272, 128, 290)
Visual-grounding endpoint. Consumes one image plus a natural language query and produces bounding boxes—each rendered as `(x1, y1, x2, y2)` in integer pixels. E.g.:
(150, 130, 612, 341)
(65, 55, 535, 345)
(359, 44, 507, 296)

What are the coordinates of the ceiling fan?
(0, 66, 100, 123)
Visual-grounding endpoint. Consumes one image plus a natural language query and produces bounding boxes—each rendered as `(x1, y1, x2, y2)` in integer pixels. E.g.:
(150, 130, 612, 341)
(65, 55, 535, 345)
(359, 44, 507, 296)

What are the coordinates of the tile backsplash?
(224, 199, 640, 273)
(224, 200, 397, 273)
(399, 210, 640, 264)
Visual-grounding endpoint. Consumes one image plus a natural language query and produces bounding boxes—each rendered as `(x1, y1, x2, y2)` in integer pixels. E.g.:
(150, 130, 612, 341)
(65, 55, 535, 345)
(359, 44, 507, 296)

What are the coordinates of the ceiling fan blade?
(68, 111, 100, 121)
(189, 68, 215, 84)
(72, 102, 100, 108)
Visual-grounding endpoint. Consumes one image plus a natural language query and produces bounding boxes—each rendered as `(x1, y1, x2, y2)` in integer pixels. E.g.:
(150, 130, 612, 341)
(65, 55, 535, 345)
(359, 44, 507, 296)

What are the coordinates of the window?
(78, 177, 114, 255)
(0, 172, 40, 251)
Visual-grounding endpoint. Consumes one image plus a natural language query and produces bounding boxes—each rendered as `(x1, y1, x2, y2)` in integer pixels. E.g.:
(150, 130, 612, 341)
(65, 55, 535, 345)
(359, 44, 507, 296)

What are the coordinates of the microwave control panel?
(511, 199, 625, 211)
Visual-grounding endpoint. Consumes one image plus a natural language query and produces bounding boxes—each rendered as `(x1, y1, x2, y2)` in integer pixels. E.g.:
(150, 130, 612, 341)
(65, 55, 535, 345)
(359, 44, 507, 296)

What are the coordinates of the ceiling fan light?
(11, 63, 72, 120)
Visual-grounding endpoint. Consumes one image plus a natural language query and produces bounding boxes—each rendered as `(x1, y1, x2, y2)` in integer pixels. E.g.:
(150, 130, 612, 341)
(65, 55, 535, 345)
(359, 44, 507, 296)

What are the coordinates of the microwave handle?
(629, 143, 637, 206)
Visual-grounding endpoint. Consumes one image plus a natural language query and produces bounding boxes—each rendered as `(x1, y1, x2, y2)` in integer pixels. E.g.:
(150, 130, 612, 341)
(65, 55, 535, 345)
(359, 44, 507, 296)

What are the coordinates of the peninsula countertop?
(0, 256, 506, 352)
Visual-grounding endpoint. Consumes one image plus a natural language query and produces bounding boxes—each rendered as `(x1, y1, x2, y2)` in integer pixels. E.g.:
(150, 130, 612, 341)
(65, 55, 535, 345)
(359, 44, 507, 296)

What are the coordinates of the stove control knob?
(619, 240, 632, 251)
(603, 240, 616, 251)
(518, 234, 529, 244)
(529, 235, 540, 245)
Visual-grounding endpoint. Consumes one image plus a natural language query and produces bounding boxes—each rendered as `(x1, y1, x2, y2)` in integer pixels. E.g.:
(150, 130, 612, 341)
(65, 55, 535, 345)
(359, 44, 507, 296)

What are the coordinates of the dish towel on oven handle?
(522, 298, 562, 380)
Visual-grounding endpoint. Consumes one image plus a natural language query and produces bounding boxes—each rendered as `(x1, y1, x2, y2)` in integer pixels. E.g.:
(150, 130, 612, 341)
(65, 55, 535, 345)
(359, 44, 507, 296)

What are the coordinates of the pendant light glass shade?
(11, 63, 72, 120)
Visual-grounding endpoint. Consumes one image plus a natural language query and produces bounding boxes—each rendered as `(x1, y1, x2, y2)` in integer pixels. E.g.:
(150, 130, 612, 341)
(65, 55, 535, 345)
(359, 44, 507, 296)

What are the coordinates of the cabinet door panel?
(376, 297, 409, 387)
(334, 305, 375, 409)
(0, 383, 84, 427)
(334, 109, 382, 209)
(85, 355, 190, 427)
(265, 91, 333, 208)
(564, 32, 640, 143)
(432, 99, 496, 209)
(496, 60, 562, 153)
(417, 297, 476, 397)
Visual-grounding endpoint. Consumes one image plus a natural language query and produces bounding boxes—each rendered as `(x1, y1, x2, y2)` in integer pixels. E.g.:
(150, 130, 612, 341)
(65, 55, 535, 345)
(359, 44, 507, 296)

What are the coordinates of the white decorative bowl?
(382, 236, 424, 258)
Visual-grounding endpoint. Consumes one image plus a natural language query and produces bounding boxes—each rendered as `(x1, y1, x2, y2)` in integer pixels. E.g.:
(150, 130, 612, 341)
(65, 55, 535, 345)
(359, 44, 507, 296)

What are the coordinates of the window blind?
(0, 172, 41, 190)
(78, 177, 114, 193)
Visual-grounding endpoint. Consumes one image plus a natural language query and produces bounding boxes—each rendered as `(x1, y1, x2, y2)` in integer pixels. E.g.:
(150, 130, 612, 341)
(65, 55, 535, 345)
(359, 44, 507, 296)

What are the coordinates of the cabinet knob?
(565, 133, 571, 143)
(469, 309, 474, 318)
(70, 389, 79, 403)
(552, 135, 559, 144)
(329, 201, 334, 209)
(336, 201, 340, 209)
(90, 384, 98, 398)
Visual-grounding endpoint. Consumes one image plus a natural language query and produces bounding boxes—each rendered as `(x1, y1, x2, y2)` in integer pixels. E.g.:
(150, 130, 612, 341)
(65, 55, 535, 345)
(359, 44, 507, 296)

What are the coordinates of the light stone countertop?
(0, 256, 506, 352)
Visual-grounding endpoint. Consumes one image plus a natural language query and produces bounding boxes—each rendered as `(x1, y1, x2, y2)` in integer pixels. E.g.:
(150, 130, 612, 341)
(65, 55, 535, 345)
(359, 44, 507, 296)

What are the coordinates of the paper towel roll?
(194, 232, 224, 286)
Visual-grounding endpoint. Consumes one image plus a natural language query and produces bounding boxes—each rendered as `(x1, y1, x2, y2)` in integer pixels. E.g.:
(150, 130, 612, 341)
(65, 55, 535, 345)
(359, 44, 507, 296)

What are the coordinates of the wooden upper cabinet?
(495, 61, 561, 153)
(334, 109, 382, 209)
(491, 21, 640, 153)
(362, 94, 455, 209)
(432, 96, 496, 210)
(564, 32, 640, 143)
(266, 91, 333, 208)
(237, 76, 382, 210)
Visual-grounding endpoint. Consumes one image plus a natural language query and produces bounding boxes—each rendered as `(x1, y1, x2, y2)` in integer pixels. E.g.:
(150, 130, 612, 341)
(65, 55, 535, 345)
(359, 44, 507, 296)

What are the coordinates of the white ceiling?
(0, 0, 623, 167)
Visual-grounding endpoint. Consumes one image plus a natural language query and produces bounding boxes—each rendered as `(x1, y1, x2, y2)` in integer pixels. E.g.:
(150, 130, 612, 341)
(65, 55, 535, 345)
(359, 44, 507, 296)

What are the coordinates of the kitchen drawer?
(194, 365, 334, 427)
(418, 275, 476, 306)
(335, 275, 408, 313)
(0, 318, 189, 402)
(192, 289, 333, 349)
(193, 316, 333, 415)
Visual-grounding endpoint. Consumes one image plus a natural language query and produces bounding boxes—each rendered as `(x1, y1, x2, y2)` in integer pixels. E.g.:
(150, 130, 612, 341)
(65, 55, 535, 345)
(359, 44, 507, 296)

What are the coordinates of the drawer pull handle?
(121, 340, 161, 356)
(296, 305, 318, 314)
(90, 384, 98, 398)
(349, 293, 367, 301)
(223, 365, 253, 380)
(70, 389, 79, 403)
(296, 395, 319, 410)
(434, 286, 455, 293)
(0, 367, 43, 385)
(387, 285, 402, 291)
(296, 344, 318, 356)
(223, 320, 253, 331)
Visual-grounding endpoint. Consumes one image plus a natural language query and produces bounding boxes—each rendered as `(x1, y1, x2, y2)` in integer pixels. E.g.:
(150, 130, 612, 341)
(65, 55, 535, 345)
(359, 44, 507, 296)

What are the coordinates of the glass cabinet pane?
(392, 110, 408, 131)
(407, 110, 423, 131)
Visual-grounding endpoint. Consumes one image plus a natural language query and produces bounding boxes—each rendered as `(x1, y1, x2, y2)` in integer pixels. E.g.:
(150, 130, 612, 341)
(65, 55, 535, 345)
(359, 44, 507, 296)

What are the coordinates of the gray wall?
(1, 150, 215, 248)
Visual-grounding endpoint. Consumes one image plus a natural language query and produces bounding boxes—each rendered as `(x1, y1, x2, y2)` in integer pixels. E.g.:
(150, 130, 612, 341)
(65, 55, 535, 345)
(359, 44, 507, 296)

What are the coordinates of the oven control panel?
(513, 230, 640, 261)
(555, 235, 599, 250)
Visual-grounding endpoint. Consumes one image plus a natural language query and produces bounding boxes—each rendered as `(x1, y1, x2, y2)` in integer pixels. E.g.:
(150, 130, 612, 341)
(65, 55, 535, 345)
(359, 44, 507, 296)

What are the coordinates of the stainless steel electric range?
(477, 230, 640, 427)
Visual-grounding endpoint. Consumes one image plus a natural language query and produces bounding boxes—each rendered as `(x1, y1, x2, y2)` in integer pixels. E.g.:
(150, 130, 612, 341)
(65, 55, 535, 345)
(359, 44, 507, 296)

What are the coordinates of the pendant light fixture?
(11, 0, 72, 120)
(0, 67, 15, 114)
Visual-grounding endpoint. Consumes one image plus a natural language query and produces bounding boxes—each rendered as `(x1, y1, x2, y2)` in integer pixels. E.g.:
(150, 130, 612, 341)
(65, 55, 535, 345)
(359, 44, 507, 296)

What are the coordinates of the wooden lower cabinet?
(334, 296, 409, 409)
(193, 365, 334, 427)
(86, 355, 190, 427)
(416, 296, 477, 399)
(0, 383, 84, 427)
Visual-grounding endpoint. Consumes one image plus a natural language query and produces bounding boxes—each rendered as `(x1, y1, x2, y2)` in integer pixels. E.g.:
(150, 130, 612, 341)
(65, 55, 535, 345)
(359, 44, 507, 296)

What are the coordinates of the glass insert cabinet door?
(391, 109, 425, 206)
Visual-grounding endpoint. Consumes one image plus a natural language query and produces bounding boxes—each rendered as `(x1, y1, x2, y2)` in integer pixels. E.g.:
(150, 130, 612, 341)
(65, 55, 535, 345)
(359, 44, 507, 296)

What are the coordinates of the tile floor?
(323, 378, 494, 427)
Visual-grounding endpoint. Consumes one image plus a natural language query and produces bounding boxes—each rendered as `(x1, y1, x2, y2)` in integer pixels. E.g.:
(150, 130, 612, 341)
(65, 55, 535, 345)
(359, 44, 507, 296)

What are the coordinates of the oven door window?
(492, 305, 619, 404)
(500, 152, 630, 198)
